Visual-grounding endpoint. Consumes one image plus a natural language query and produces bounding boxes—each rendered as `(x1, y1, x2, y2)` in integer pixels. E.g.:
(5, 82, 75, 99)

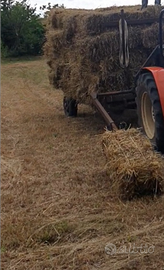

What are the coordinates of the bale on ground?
(44, 6, 163, 103)
(102, 128, 164, 200)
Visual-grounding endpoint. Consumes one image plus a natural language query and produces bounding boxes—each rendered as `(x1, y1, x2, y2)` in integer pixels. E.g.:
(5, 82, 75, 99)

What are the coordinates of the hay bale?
(102, 128, 164, 200)
(44, 6, 163, 102)
(142, 23, 164, 48)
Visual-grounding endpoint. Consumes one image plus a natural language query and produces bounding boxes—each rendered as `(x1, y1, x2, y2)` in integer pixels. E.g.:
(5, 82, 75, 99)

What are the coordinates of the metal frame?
(136, 10, 164, 78)
(159, 9, 164, 60)
(120, 10, 126, 67)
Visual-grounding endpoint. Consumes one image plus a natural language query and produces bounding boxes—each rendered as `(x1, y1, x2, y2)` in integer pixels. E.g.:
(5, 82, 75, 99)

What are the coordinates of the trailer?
(63, 9, 164, 153)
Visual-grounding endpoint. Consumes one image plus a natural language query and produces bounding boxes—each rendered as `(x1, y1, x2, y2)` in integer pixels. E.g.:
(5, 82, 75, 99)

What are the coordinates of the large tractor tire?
(63, 97, 77, 117)
(136, 73, 164, 153)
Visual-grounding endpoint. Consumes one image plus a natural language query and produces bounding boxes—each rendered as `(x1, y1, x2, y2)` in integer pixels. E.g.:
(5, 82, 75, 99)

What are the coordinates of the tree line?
(1, 0, 64, 57)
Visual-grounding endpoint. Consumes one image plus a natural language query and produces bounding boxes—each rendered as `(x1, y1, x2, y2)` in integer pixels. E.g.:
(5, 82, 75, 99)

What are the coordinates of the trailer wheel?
(136, 73, 164, 153)
(63, 97, 77, 117)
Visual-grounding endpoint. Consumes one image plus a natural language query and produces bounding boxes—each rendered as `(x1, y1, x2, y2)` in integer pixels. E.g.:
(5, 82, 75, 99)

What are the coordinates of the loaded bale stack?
(44, 6, 164, 200)
(44, 5, 163, 104)
(102, 129, 164, 200)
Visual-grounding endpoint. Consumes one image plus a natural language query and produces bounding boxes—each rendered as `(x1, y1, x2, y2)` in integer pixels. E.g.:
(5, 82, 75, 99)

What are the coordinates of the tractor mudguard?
(142, 67, 164, 116)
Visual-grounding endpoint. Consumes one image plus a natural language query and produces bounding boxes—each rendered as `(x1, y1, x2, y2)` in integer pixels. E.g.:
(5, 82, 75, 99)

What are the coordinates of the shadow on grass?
(1, 55, 43, 64)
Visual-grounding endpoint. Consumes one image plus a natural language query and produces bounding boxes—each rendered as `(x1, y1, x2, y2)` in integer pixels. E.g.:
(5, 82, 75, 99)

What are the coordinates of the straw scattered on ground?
(1, 57, 164, 270)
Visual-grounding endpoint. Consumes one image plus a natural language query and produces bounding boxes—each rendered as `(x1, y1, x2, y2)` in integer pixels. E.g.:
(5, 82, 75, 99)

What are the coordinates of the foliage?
(1, 0, 45, 57)
(1, 40, 9, 58)
(40, 2, 64, 11)
(40, 2, 65, 18)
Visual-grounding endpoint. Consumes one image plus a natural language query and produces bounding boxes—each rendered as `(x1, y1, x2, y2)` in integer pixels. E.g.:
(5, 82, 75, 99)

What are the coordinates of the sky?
(28, 0, 157, 14)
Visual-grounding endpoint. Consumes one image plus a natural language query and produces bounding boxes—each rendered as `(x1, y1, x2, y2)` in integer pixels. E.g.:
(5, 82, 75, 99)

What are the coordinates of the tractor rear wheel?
(63, 97, 77, 117)
(136, 73, 164, 153)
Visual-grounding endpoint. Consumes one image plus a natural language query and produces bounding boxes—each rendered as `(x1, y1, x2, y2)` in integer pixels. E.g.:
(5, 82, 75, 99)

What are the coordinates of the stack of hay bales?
(102, 129, 164, 200)
(44, 6, 163, 104)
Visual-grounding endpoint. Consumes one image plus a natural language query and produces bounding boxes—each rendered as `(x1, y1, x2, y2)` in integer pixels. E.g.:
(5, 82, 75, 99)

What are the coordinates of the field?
(1, 57, 164, 270)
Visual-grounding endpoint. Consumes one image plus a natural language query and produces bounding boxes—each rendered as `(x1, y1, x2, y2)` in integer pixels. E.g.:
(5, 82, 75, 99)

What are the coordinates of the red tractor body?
(144, 67, 164, 115)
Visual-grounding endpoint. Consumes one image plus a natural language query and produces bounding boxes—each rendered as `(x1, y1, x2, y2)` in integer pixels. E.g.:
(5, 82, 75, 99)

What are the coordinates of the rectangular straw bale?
(141, 23, 164, 48)
(102, 128, 164, 200)
(82, 6, 162, 35)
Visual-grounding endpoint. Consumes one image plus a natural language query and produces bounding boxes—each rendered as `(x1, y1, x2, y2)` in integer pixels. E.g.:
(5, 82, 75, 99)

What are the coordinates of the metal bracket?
(119, 121, 128, 130)
(155, 0, 161, 5)
(119, 9, 129, 68)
